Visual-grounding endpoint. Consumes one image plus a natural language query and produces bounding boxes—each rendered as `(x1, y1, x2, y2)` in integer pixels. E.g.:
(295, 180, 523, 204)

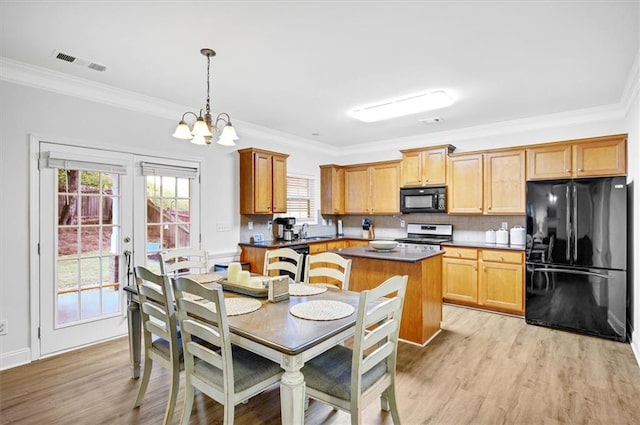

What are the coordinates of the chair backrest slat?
(263, 248, 303, 282)
(304, 252, 352, 290)
(160, 248, 209, 276)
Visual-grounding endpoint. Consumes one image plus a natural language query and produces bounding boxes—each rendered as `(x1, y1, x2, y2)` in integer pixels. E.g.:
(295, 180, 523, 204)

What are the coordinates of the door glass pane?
(56, 168, 122, 326)
(145, 174, 192, 269)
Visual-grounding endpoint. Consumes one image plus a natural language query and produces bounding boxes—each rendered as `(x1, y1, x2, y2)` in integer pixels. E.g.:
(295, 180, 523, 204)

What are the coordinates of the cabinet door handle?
(483, 267, 486, 272)
(500, 256, 504, 261)
(488, 206, 492, 210)
(577, 168, 583, 171)
(457, 252, 462, 257)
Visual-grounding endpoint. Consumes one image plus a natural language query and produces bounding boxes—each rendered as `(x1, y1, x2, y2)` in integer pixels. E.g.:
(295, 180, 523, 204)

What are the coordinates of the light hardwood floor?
(2, 305, 639, 424)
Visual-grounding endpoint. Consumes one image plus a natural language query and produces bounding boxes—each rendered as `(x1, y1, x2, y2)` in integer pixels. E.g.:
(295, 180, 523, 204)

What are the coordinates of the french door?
(37, 142, 200, 356)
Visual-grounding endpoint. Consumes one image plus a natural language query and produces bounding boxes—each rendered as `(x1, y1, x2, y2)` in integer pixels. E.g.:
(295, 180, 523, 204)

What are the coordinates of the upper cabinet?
(400, 144, 456, 187)
(527, 134, 627, 180)
(239, 148, 289, 214)
(448, 149, 525, 215)
(447, 153, 484, 214)
(484, 149, 526, 214)
(319, 165, 345, 215)
(344, 160, 401, 215)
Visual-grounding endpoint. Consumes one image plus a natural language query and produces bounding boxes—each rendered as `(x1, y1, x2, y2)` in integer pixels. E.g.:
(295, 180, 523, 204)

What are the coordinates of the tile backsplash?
(240, 212, 525, 243)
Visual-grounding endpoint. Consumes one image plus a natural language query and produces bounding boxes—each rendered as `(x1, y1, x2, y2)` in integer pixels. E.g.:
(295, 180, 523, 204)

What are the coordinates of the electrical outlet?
(501, 222, 508, 229)
(0, 319, 7, 336)
(400, 219, 406, 228)
(216, 223, 231, 232)
(248, 221, 254, 230)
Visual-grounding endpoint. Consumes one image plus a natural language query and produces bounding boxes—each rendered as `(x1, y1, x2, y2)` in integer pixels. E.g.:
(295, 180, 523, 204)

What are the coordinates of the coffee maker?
(274, 217, 296, 241)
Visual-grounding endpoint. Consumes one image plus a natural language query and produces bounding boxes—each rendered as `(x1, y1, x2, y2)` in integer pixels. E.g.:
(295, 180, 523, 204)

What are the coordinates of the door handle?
(534, 267, 614, 279)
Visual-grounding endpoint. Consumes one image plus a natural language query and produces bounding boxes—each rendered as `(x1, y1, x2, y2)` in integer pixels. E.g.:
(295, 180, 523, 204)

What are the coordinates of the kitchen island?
(336, 246, 444, 345)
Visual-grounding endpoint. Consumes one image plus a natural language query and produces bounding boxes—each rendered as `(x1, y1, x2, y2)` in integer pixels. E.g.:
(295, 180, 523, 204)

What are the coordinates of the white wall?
(0, 80, 334, 368)
(1, 68, 639, 369)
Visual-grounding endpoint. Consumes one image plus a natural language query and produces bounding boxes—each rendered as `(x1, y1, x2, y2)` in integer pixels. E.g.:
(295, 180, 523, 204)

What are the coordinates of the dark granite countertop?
(333, 246, 444, 263)
(238, 235, 371, 249)
(442, 240, 526, 251)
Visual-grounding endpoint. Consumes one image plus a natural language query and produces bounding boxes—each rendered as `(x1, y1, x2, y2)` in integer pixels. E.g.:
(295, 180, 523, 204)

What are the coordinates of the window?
(284, 174, 316, 224)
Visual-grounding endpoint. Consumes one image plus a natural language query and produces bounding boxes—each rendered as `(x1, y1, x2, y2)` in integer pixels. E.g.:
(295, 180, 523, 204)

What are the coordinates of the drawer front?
(309, 242, 327, 254)
(326, 240, 345, 250)
(443, 247, 478, 260)
(481, 249, 523, 264)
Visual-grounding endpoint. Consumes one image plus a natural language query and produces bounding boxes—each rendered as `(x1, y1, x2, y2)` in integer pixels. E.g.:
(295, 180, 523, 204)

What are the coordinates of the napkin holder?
(268, 276, 290, 303)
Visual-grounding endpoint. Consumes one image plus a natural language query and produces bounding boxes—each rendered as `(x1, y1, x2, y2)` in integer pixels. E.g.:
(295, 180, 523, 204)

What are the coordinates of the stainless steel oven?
(395, 223, 453, 253)
(400, 186, 446, 213)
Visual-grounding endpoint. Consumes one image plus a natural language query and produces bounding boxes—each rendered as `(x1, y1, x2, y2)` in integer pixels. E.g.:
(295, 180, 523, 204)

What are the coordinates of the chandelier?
(172, 48, 239, 146)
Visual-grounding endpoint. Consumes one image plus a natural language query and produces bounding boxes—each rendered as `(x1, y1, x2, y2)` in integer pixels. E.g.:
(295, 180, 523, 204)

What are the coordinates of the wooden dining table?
(124, 279, 362, 425)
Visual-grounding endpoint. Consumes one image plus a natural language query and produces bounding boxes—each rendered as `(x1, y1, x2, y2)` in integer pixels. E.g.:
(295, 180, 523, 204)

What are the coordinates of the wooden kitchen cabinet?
(319, 164, 345, 215)
(447, 154, 483, 214)
(344, 160, 401, 215)
(400, 144, 455, 187)
(239, 148, 289, 214)
(479, 250, 524, 314)
(443, 252, 478, 304)
(448, 149, 525, 215)
(527, 134, 627, 180)
(484, 149, 526, 214)
(442, 246, 524, 315)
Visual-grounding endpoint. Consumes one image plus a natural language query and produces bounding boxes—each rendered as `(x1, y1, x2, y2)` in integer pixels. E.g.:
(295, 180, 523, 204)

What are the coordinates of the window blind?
(286, 175, 316, 223)
(140, 162, 199, 179)
(40, 151, 128, 174)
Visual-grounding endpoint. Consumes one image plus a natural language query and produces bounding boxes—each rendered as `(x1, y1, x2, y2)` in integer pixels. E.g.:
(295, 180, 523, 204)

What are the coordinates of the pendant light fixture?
(172, 48, 239, 146)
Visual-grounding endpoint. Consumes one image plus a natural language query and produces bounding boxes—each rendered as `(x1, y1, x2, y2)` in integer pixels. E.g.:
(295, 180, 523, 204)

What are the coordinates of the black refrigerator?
(525, 176, 627, 342)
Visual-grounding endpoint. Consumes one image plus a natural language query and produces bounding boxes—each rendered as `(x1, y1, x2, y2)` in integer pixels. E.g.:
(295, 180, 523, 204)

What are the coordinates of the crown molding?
(0, 56, 329, 155)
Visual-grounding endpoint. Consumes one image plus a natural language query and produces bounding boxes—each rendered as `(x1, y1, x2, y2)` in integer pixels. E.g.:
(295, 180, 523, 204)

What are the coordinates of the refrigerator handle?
(535, 267, 614, 279)
(565, 185, 571, 262)
(573, 184, 578, 263)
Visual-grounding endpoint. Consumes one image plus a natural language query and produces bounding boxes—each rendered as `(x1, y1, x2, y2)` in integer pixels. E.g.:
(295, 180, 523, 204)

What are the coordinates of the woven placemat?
(288, 283, 328, 296)
(289, 300, 355, 321)
(198, 298, 262, 316)
(189, 273, 224, 284)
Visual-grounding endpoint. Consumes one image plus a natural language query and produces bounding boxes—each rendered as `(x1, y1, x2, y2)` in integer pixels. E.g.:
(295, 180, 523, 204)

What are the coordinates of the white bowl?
(369, 240, 398, 251)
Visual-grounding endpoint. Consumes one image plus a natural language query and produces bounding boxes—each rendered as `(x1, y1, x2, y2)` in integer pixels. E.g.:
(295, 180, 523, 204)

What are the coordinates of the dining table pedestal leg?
(127, 295, 141, 379)
(280, 355, 306, 425)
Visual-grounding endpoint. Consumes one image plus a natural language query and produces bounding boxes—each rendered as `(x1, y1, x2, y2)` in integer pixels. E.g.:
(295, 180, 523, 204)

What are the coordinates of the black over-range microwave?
(400, 186, 447, 213)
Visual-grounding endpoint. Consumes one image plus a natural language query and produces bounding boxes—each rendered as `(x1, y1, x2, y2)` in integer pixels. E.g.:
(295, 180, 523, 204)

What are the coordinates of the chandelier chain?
(206, 54, 211, 115)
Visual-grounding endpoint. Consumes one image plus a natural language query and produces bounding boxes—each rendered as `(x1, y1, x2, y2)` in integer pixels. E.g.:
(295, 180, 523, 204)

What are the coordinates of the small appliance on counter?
(274, 217, 296, 241)
(485, 229, 496, 244)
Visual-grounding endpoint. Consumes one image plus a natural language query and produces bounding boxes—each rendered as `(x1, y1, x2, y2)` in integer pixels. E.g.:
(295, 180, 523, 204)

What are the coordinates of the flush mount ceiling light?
(350, 90, 453, 123)
(172, 48, 239, 146)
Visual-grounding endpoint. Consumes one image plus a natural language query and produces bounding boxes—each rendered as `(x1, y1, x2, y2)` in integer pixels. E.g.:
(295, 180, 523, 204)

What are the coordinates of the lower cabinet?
(443, 246, 524, 315)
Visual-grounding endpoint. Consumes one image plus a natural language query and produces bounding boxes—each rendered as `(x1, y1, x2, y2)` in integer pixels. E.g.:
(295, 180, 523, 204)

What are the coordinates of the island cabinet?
(447, 149, 525, 215)
(238, 148, 288, 214)
(527, 134, 627, 180)
(341, 249, 443, 345)
(344, 160, 401, 215)
(319, 165, 345, 215)
(400, 144, 456, 187)
(442, 246, 524, 315)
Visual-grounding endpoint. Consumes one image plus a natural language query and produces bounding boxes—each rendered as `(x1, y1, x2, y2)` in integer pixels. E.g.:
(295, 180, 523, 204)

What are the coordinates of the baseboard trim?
(631, 329, 640, 368)
(0, 347, 32, 371)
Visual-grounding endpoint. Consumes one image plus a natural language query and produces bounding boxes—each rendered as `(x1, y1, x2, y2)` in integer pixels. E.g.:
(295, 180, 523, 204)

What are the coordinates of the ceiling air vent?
(53, 50, 107, 72)
(55, 52, 76, 63)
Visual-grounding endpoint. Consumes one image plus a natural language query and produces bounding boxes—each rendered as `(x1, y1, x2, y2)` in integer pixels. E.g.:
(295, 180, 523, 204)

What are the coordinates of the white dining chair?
(263, 247, 304, 282)
(304, 251, 352, 290)
(132, 266, 182, 425)
(160, 247, 209, 276)
(301, 275, 408, 425)
(173, 276, 283, 425)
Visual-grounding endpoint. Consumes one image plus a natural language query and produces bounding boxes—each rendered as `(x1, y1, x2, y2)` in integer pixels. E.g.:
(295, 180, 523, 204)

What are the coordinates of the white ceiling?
(1, 1, 638, 147)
